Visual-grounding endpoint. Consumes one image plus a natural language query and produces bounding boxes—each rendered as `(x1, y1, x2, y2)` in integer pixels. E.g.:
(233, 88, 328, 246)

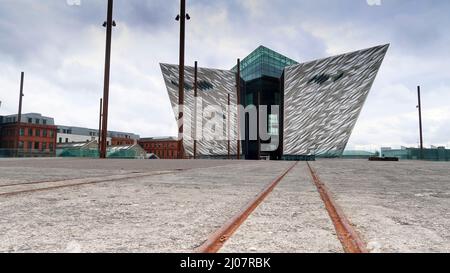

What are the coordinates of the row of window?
(28, 118, 48, 125)
(57, 137, 111, 146)
(18, 141, 54, 151)
(1, 128, 54, 138)
(58, 137, 70, 143)
(2, 117, 48, 125)
(141, 143, 177, 149)
(57, 129, 73, 134)
(57, 129, 133, 140)
(19, 128, 54, 138)
(150, 150, 177, 159)
(114, 141, 134, 146)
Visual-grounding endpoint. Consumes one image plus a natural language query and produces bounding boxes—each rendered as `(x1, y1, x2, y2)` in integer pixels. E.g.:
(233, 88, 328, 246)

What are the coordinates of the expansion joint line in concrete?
(196, 162, 299, 253)
(0, 171, 177, 198)
(306, 162, 368, 253)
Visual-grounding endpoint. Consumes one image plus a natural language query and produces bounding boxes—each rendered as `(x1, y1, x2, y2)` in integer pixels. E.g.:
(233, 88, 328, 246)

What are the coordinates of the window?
(28, 128, 33, 136)
(18, 141, 24, 149)
(269, 114, 279, 136)
(42, 142, 47, 151)
(28, 118, 32, 123)
(49, 143, 54, 152)
(59, 137, 62, 143)
(34, 142, 40, 150)
(43, 129, 48, 137)
(43, 119, 47, 125)
(246, 93, 253, 106)
(50, 130, 54, 138)
(28, 142, 32, 150)
(20, 128, 25, 136)
(35, 129, 40, 137)
(35, 119, 40, 124)
(65, 138, 69, 143)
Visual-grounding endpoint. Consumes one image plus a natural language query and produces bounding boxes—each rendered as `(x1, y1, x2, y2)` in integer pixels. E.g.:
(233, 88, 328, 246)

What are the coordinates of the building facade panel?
(160, 63, 238, 158)
(283, 45, 389, 156)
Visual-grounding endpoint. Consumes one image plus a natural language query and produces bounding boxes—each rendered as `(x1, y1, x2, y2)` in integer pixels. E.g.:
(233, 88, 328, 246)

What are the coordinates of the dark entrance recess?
(233, 46, 297, 160)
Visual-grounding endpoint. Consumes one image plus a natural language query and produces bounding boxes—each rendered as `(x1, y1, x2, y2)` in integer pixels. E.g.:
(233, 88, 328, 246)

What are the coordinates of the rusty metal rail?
(196, 162, 298, 253)
(307, 162, 368, 253)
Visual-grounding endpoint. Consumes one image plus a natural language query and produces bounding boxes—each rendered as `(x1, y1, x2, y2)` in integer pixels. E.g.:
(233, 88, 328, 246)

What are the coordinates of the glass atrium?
(232, 46, 298, 82)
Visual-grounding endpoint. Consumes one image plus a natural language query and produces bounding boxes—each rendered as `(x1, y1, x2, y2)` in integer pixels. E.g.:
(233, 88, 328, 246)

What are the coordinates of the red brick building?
(111, 137, 136, 146)
(138, 137, 181, 159)
(0, 113, 57, 157)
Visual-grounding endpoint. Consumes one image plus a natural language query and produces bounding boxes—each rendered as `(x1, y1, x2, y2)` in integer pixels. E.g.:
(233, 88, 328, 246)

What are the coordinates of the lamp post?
(236, 58, 241, 160)
(98, 98, 103, 156)
(193, 61, 198, 159)
(228, 93, 231, 159)
(176, 0, 190, 159)
(100, 0, 116, 159)
(16, 72, 24, 157)
(417, 86, 424, 159)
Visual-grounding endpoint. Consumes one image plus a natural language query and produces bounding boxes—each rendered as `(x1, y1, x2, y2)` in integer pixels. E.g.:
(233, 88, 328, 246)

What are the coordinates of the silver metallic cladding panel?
(283, 45, 389, 156)
(160, 63, 238, 157)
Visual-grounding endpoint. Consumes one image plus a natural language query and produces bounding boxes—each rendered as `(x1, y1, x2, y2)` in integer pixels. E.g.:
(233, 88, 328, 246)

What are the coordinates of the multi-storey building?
(0, 113, 57, 157)
(56, 125, 139, 146)
(161, 44, 389, 160)
(138, 137, 180, 159)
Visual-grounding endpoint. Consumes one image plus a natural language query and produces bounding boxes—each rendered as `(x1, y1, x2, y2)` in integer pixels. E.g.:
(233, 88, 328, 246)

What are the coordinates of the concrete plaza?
(0, 158, 448, 253)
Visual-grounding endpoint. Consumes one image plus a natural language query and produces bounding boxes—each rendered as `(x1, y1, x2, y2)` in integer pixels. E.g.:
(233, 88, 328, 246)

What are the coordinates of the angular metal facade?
(283, 45, 389, 156)
(161, 44, 388, 159)
(160, 63, 238, 157)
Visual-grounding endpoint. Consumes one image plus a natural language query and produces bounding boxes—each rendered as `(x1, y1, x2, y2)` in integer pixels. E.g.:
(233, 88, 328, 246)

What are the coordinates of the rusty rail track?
(0, 171, 176, 198)
(307, 162, 368, 253)
(196, 162, 298, 253)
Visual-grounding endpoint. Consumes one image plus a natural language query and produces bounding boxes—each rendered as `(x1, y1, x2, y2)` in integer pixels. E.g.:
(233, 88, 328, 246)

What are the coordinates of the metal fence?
(56, 148, 145, 159)
(1, 148, 144, 159)
(56, 149, 99, 158)
(0, 149, 56, 158)
(381, 148, 450, 162)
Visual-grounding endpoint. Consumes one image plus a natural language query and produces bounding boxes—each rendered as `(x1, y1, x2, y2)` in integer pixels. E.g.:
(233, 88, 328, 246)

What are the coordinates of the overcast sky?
(0, 0, 449, 150)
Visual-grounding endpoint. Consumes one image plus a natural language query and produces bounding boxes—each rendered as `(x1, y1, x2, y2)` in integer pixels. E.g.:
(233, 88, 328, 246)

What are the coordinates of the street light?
(16, 72, 24, 157)
(417, 86, 424, 159)
(100, 0, 116, 159)
(176, 0, 190, 159)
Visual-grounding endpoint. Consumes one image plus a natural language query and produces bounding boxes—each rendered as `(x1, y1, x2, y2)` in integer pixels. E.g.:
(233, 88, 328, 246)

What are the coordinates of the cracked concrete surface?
(0, 158, 449, 253)
(310, 159, 450, 253)
(0, 159, 292, 253)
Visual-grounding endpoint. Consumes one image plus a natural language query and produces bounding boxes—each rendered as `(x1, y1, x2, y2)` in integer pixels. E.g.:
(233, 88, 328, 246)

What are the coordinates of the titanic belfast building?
(161, 44, 389, 160)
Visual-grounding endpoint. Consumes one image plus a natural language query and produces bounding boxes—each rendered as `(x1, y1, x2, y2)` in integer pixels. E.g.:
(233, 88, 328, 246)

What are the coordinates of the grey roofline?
(285, 44, 390, 70)
(57, 125, 140, 138)
(160, 63, 234, 73)
(139, 137, 177, 142)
